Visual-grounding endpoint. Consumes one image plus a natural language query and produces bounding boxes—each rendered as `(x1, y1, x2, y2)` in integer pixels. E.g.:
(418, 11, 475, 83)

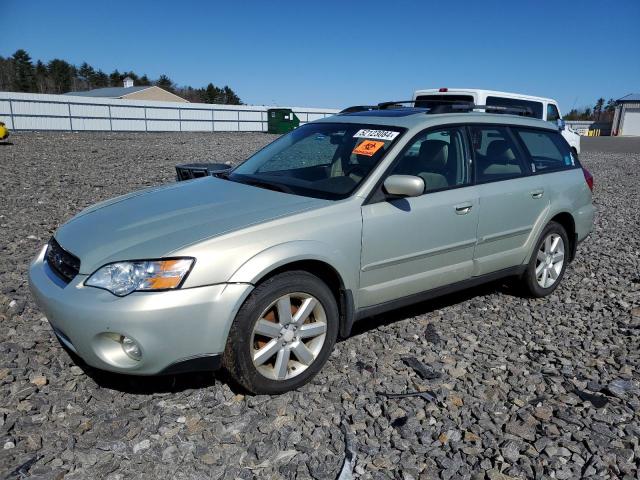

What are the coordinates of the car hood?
(55, 177, 327, 274)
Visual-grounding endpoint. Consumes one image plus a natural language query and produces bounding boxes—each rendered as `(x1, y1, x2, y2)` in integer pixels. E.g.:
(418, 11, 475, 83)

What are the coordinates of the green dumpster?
(267, 108, 300, 134)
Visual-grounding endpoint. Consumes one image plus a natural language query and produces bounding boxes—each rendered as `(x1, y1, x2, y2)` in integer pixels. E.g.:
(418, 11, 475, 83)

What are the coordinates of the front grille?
(46, 237, 80, 284)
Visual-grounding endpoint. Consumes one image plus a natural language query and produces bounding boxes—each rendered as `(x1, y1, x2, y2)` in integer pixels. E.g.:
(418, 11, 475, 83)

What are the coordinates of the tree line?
(563, 98, 617, 122)
(0, 49, 242, 104)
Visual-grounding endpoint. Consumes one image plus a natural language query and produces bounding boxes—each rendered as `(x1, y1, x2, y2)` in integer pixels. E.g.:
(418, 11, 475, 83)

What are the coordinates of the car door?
(470, 124, 549, 275)
(359, 126, 480, 308)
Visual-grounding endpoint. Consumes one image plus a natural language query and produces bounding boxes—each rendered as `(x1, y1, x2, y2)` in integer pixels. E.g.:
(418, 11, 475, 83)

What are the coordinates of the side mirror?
(557, 118, 566, 131)
(383, 175, 424, 198)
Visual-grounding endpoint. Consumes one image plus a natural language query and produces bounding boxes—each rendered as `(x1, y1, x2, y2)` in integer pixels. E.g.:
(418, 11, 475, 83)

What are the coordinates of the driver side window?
(391, 127, 469, 193)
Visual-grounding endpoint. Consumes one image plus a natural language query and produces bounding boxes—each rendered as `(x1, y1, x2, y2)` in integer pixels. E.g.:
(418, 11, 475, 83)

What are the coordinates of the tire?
(223, 270, 338, 394)
(521, 221, 569, 297)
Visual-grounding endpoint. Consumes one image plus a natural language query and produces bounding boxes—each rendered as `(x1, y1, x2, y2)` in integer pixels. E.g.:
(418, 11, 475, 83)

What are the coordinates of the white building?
(612, 94, 640, 136)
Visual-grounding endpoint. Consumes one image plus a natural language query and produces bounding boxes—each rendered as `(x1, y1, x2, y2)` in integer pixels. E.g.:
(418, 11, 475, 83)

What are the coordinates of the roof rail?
(340, 99, 534, 117)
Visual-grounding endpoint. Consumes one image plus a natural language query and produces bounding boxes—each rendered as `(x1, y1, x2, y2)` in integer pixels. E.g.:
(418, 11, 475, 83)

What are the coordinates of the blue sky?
(2, 0, 639, 111)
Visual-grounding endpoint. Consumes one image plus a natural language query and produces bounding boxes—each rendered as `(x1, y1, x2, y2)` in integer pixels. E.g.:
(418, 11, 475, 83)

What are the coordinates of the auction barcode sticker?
(353, 129, 399, 141)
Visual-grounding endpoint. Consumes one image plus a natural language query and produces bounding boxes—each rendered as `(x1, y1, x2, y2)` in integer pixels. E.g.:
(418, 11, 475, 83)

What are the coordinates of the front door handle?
(455, 203, 473, 215)
(530, 189, 544, 199)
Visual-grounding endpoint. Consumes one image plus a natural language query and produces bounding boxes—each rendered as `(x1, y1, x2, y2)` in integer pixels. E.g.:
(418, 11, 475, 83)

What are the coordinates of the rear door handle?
(530, 189, 544, 199)
(455, 203, 473, 215)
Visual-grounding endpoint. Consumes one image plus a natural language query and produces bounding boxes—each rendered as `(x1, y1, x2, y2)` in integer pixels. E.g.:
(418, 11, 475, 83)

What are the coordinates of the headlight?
(85, 258, 194, 296)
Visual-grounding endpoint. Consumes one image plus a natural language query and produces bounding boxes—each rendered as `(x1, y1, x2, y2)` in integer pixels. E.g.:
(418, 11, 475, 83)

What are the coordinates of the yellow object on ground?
(0, 122, 9, 140)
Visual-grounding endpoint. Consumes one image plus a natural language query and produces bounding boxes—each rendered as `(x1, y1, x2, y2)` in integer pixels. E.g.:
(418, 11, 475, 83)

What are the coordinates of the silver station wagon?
(29, 103, 595, 393)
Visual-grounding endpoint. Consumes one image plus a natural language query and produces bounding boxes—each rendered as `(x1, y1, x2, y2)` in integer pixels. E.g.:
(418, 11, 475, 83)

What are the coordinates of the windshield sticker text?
(353, 129, 399, 141)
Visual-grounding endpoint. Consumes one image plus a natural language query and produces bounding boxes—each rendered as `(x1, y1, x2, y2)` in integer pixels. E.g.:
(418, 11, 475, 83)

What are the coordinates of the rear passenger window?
(392, 127, 469, 193)
(514, 128, 575, 173)
(469, 126, 526, 183)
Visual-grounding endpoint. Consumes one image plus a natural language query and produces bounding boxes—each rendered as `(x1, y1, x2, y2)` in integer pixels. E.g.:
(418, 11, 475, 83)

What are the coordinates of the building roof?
(64, 86, 151, 98)
(617, 93, 640, 103)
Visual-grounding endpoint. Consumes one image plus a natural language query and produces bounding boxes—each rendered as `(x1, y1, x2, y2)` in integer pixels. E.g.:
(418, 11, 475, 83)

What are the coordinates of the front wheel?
(521, 221, 569, 297)
(223, 271, 338, 394)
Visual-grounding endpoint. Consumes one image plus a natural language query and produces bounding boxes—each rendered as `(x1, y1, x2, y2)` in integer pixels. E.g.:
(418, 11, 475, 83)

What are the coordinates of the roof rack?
(340, 100, 534, 117)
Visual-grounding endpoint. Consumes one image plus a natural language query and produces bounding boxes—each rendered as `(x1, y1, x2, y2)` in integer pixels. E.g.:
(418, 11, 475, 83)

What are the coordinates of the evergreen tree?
(0, 56, 15, 91)
(47, 59, 74, 93)
(223, 85, 242, 105)
(92, 70, 110, 88)
(203, 83, 220, 103)
(0, 48, 243, 101)
(34, 60, 48, 93)
(155, 74, 175, 93)
(605, 98, 616, 113)
(109, 69, 122, 87)
(11, 49, 36, 92)
(78, 62, 95, 88)
(138, 74, 151, 86)
(593, 98, 605, 120)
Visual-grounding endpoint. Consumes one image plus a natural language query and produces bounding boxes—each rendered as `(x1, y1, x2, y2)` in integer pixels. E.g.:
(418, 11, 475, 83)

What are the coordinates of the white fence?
(0, 91, 339, 132)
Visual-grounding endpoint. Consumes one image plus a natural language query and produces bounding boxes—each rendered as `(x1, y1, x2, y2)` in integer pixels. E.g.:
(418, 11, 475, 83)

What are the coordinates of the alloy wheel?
(535, 233, 565, 288)
(250, 292, 327, 381)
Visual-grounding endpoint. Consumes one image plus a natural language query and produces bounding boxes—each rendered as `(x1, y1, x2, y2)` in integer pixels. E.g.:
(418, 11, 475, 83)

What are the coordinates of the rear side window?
(514, 128, 575, 173)
(469, 126, 526, 183)
(486, 96, 543, 118)
(546, 104, 560, 122)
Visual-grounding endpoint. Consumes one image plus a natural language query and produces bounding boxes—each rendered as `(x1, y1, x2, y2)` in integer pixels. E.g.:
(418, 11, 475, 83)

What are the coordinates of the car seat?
(415, 140, 449, 190)
(482, 140, 522, 176)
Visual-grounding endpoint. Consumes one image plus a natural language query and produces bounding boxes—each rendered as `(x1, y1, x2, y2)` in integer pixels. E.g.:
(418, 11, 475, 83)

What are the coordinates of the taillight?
(582, 167, 594, 191)
(439, 87, 448, 92)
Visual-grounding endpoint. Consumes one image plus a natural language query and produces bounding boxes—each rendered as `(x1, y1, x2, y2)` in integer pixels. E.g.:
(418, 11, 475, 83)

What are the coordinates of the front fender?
(227, 240, 358, 293)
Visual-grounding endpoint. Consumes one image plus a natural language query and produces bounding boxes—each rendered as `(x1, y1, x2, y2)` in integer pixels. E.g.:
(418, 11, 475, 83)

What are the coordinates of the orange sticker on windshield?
(352, 140, 385, 156)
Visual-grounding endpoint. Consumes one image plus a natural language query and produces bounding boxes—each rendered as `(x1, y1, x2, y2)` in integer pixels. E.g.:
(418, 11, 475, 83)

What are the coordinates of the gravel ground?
(0, 132, 638, 480)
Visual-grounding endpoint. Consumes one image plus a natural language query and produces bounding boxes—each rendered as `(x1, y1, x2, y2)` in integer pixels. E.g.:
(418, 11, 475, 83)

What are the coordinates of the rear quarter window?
(514, 128, 576, 173)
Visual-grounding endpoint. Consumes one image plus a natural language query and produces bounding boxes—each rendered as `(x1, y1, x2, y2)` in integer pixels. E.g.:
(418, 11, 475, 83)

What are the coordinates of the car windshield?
(229, 122, 404, 200)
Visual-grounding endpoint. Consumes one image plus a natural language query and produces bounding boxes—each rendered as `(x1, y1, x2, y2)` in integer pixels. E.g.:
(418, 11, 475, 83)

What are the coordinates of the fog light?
(120, 335, 142, 361)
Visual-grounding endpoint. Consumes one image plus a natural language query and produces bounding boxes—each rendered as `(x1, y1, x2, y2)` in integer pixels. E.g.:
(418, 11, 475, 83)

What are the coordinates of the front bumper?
(28, 246, 253, 375)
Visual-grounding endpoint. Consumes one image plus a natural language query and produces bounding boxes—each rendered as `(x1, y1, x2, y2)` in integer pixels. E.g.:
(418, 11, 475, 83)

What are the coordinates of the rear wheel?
(223, 271, 338, 394)
(521, 221, 569, 297)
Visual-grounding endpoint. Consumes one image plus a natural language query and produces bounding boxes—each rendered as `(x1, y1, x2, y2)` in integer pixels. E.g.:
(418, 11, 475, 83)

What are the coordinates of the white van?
(412, 88, 580, 155)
